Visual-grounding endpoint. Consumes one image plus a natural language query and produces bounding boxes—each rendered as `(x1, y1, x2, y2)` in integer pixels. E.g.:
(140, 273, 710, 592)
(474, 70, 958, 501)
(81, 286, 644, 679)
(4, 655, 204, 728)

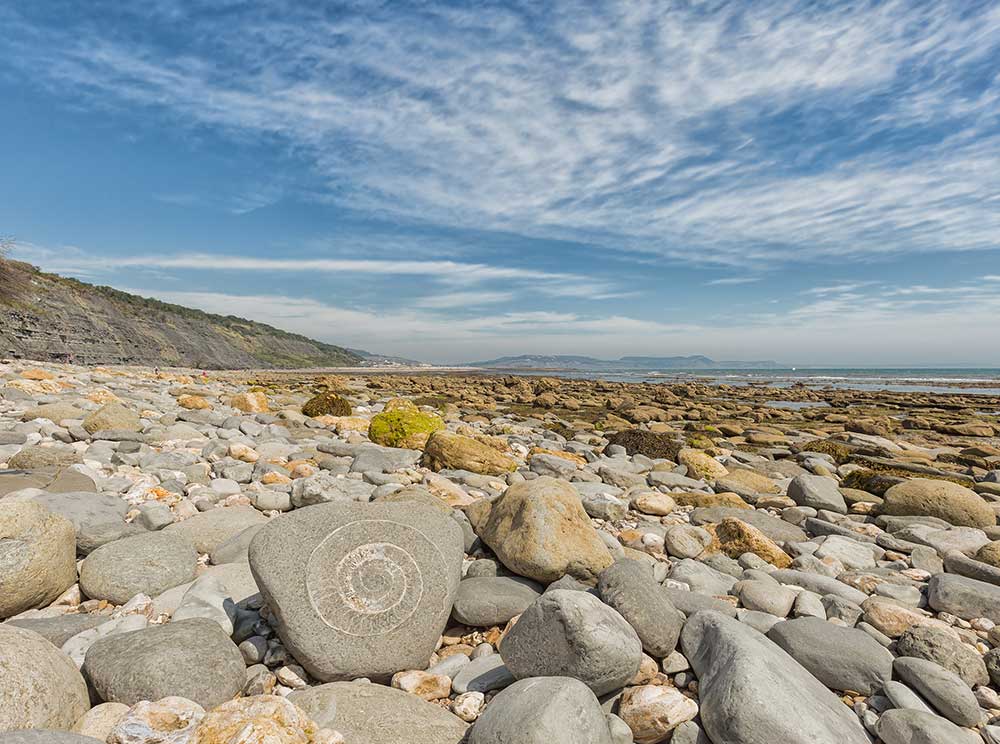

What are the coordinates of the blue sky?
(2, 0, 1000, 365)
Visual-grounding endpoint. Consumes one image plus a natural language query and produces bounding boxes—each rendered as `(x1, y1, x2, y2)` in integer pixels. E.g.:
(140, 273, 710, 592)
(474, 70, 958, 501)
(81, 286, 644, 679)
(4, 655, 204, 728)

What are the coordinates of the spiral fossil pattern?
(306, 519, 445, 637)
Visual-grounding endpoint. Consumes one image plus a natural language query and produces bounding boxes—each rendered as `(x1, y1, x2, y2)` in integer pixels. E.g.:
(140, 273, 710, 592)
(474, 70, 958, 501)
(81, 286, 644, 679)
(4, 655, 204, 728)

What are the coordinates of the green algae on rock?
(369, 409, 446, 449)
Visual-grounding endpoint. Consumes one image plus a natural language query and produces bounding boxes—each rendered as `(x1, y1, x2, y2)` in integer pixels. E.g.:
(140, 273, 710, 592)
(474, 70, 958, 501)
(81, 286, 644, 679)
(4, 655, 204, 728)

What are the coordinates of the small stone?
(191, 695, 321, 743)
(618, 685, 699, 744)
(391, 670, 452, 700)
(450, 691, 485, 722)
(109, 697, 205, 744)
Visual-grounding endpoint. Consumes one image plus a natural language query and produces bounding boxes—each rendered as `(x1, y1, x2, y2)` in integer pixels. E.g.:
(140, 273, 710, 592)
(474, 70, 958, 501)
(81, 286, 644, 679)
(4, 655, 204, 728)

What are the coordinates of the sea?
(496, 368, 1000, 397)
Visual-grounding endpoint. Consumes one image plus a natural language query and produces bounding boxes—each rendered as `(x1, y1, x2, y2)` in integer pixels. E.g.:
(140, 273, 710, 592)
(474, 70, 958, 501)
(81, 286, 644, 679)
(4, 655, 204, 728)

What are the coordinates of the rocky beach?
(3, 360, 1000, 743)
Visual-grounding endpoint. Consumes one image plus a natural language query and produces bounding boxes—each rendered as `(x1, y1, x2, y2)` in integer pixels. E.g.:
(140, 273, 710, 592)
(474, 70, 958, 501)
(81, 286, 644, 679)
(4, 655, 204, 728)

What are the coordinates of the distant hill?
(0, 259, 366, 369)
(465, 354, 781, 370)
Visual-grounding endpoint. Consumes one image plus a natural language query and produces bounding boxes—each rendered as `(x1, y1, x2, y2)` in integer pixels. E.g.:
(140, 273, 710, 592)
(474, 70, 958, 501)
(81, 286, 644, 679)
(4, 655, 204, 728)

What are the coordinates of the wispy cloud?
(3, 1, 999, 267)
(705, 277, 761, 286)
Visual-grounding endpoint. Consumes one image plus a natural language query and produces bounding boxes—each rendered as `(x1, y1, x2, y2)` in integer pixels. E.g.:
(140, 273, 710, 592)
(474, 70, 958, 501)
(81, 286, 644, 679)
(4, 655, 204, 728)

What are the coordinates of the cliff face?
(0, 261, 363, 369)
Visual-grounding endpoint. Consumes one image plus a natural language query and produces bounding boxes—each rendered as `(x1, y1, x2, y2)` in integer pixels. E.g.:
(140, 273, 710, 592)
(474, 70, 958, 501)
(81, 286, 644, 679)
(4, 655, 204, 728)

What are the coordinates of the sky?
(2, 0, 1000, 366)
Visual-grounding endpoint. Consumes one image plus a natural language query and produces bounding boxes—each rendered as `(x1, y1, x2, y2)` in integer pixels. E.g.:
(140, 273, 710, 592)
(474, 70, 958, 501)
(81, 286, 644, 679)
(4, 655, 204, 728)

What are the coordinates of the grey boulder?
(79, 530, 197, 604)
(468, 676, 614, 744)
(500, 589, 642, 696)
(0, 624, 90, 732)
(787, 474, 847, 514)
(82, 617, 244, 708)
(249, 501, 463, 681)
(164, 505, 267, 553)
(876, 708, 973, 744)
(767, 616, 893, 694)
(896, 624, 988, 687)
(598, 559, 684, 657)
(681, 611, 870, 744)
(928, 572, 1000, 622)
(452, 576, 542, 626)
(893, 656, 981, 727)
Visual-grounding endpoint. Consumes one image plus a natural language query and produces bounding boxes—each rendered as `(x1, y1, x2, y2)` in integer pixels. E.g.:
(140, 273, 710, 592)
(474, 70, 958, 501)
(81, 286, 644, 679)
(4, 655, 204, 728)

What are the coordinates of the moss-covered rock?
(383, 397, 418, 413)
(798, 438, 854, 464)
(301, 392, 352, 418)
(368, 410, 445, 449)
(605, 430, 682, 460)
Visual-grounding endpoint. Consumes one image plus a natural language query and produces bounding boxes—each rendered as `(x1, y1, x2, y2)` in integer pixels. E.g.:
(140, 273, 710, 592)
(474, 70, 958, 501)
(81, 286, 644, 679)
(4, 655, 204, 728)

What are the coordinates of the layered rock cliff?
(0, 260, 363, 369)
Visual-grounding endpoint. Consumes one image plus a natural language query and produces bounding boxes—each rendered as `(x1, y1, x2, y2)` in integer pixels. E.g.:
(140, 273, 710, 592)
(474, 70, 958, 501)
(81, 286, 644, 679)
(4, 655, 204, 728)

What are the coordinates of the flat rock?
(164, 505, 267, 553)
(6, 613, 106, 647)
(928, 572, 1000, 621)
(80, 530, 197, 604)
(767, 616, 893, 694)
(0, 624, 90, 732)
(768, 568, 868, 605)
(690, 507, 807, 543)
(289, 681, 468, 744)
(893, 656, 981, 727)
(82, 617, 245, 708)
(467, 676, 613, 744)
(787, 474, 847, 514)
(876, 708, 973, 744)
(452, 576, 542, 626)
(8, 490, 130, 552)
(452, 654, 514, 694)
(500, 589, 642, 696)
(681, 610, 870, 744)
(249, 501, 463, 682)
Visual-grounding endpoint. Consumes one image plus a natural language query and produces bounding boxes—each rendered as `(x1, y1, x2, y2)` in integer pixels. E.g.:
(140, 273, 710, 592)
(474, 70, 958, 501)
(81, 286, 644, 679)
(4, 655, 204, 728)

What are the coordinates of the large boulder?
(500, 589, 642, 696)
(164, 505, 267, 553)
(681, 611, 870, 744)
(479, 476, 613, 583)
(468, 677, 614, 744)
(882, 478, 995, 528)
(249, 501, 463, 682)
(82, 618, 244, 708)
(82, 403, 141, 435)
(422, 431, 517, 475)
(0, 501, 77, 619)
(598, 560, 684, 657)
(0, 624, 90, 732)
(79, 531, 197, 604)
(368, 410, 445, 449)
(766, 616, 893, 694)
(289, 681, 468, 744)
